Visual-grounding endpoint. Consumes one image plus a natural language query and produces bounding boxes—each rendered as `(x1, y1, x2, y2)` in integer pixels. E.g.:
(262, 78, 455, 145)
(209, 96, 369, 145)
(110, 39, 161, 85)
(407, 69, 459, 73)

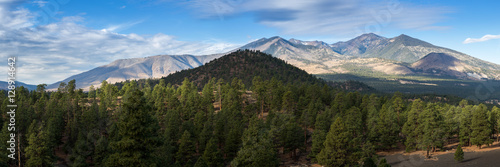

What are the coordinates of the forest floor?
(54, 136, 70, 167)
(382, 141, 500, 167)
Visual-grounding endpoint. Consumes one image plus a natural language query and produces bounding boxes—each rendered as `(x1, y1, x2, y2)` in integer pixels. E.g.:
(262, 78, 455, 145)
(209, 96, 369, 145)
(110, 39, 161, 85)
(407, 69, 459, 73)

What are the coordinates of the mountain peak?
(418, 52, 459, 64)
(360, 32, 384, 39)
(288, 38, 329, 48)
(353, 33, 386, 41)
(268, 36, 285, 40)
(396, 34, 410, 38)
(330, 33, 387, 55)
(392, 34, 434, 47)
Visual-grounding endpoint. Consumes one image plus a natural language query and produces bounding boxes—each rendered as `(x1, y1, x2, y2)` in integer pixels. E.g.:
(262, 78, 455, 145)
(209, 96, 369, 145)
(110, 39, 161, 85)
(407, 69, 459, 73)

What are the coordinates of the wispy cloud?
(0, 1, 240, 85)
(463, 34, 500, 44)
(0, 0, 34, 29)
(32, 1, 48, 7)
(185, 0, 451, 36)
(103, 19, 144, 32)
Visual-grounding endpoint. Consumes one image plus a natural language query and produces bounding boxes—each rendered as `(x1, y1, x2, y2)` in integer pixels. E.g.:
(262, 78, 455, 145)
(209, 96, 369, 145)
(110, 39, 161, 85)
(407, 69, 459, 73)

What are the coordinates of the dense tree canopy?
(1, 73, 499, 167)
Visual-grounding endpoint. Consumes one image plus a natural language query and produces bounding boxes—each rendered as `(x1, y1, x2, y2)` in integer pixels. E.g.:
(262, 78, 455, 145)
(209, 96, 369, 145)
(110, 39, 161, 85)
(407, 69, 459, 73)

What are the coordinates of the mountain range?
(0, 81, 37, 90)
(240, 33, 500, 80)
(34, 33, 500, 90)
(45, 54, 223, 90)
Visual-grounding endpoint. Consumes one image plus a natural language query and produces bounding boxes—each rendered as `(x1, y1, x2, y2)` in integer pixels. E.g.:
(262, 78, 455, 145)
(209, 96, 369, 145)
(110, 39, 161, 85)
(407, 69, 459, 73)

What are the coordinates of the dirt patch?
(383, 141, 500, 167)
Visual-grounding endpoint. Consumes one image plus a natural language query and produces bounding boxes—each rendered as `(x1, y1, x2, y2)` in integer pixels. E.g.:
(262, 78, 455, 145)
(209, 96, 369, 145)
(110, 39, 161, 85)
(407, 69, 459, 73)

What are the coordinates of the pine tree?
(194, 157, 208, 167)
(224, 125, 243, 160)
(310, 107, 334, 161)
(444, 106, 460, 144)
(282, 90, 296, 113)
(25, 121, 53, 167)
(0, 122, 15, 166)
(488, 107, 498, 142)
(344, 107, 363, 139)
(301, 99, 321, 149)
(198, 116, 213, 155)
(252, 76, 267, 117)
(281, 119, 304, 160)
(152, 80, 167, 112)
(378, 158, 391, 167)
(201, 78, 215, 114)
(402, 99, 424, 152)
(93, 135, 109, 166)
(106, 88, 160, 167)
(71, 133, 92, 167)
(366, 97, 380, 144)
(375, 103, 400, 149)
(418, 103, 445, 157)
(362, 157, 377, 167)
(391, 92, 405, 125)
(471, 104, 492, 149)
(317, 117, 351, 167)
(459, 105, 473, 146)
(492, 106, 500, 142)
(343, 107, 363, 162)
(202, 137, 223, 167)
(165, 100, 182, 143)
(310, 129, 326, 162)
(88, 85, 96, 99)
(454, 145, 464, 162)
(231, 117, 278, 167)
(176, 130, 196, 166)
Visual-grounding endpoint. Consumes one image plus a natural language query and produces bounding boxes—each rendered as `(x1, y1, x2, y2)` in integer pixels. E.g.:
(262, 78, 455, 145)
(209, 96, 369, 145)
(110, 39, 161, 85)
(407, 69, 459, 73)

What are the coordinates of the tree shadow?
(461, 157, 480, 163)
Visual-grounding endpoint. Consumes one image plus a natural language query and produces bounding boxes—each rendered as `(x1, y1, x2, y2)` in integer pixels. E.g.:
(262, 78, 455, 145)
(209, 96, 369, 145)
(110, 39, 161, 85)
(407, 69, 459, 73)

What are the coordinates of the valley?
(317, 73, 500, 103)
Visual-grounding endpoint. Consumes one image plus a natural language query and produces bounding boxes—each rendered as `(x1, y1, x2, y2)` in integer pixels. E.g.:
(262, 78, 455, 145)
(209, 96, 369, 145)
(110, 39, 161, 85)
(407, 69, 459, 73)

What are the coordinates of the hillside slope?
(411, 53, 485, 80)
(161, 50, 322, 88)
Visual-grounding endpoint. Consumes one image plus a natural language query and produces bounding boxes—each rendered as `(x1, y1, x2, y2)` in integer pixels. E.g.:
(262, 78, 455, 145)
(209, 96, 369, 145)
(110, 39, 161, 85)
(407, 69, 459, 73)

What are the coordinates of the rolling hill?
(159, 49, 323, 88)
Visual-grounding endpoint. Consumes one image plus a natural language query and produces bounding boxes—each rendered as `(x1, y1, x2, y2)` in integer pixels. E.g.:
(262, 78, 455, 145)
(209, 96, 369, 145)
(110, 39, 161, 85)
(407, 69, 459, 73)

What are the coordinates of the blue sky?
(1, 0, 499, 84)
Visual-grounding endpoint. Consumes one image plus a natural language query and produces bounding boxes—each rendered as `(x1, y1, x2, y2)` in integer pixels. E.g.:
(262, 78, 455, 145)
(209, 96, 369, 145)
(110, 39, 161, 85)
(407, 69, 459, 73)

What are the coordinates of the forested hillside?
(160, 49, 321, 88)
(1, 77, 499, 166)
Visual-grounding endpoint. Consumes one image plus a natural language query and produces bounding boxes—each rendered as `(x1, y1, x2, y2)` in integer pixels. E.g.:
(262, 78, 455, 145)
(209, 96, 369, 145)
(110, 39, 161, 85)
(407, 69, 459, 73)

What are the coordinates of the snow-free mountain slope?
(242, 34, 500, 79)
(411, 53, 486, 80)
(46, 54, 223, 90)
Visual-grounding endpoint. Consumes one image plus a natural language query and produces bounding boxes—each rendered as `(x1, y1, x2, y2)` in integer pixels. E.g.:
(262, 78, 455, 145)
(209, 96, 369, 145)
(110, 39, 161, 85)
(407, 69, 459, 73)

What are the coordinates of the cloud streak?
(463, 34, 500, 44)
(186, 0, 451, 36)
(0, 1, 239, 85)
(103, 19, 145, 32)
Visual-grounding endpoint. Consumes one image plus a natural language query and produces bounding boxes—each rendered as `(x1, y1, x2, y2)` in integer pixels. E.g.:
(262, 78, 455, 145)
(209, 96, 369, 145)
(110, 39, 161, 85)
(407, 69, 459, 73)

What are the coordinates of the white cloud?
(0, 2, 240, 85)
(32, 1, 47, 7)
(186, 0, 451, 36)
(103, 19, 144, 32)
(463, 34, 500, 44)
(0, 0, 33, 29)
